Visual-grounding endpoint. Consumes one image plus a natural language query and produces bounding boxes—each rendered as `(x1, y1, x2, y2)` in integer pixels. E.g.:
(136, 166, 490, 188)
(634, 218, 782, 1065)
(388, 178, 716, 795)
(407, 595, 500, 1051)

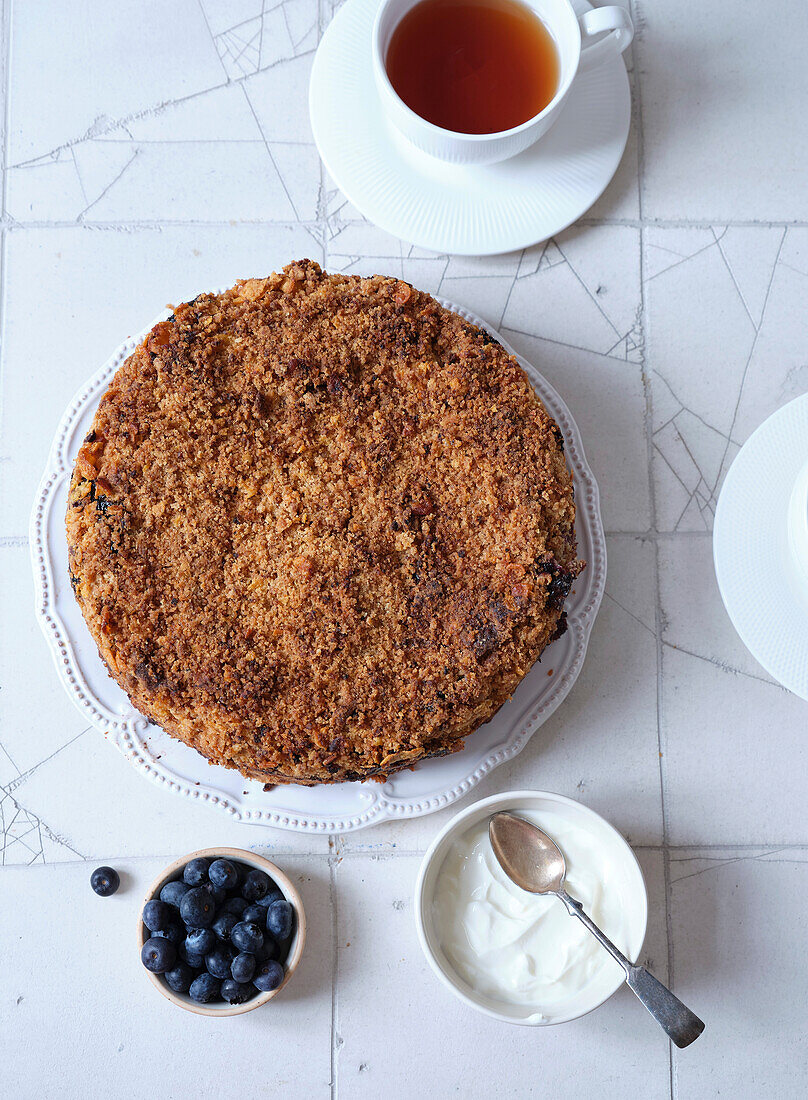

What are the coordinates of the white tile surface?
(644, 225, 806, 531)
(334, 850, 670, 1099)
(8, 0, 225, 164)
(637, 0, 808, 221)
(1, 1, 807, 1096)
(669, 848, 808, 1097)
(658, 536, 808, 846)
(1, 857, 333, 1098)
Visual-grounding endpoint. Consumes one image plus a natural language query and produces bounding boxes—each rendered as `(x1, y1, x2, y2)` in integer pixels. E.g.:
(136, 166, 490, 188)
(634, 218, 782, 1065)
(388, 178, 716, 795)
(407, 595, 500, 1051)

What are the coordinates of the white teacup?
(372, 0, 634, 165)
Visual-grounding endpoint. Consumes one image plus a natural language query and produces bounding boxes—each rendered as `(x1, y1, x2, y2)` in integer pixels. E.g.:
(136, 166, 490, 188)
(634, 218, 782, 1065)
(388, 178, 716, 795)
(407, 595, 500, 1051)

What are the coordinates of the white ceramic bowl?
(137, 847, 306, 1017)
(414, 791, 647, 1025)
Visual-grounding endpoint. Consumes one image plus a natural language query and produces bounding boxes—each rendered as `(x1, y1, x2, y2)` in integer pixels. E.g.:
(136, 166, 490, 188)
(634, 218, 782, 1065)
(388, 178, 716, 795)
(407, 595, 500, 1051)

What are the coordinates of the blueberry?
(205, 944, 235, 980)
(185, 927, 216, 956)
(188, 973, 220, 1003)
(265, 899, 294, 941)
(141, 936, 177, 973)
(208, 859, 239, 891)
(153, 921, 184, 946)
(142, 899, 174, 933)
(160, 879, 191, 909)
(183, 857, 210, 887)
(221, 896, 249, 918)
(212, 912, 239, 942)
(242, 869, 270, 902)
(90, 866, 120, 897)
(231, 921, 263, 954)
(183, 949, 206, 970)
(231, 952, 256, 984)
(241, 904, 266, 925)
(255, 934, 279, 964)
(180, 886, 216, 928)
(221, 979, 251, 1005)
(204, 882, 226, 907)
(164, 963, 194, 993)
(252, 959, 284, 992)
(255, 885, 284, 908)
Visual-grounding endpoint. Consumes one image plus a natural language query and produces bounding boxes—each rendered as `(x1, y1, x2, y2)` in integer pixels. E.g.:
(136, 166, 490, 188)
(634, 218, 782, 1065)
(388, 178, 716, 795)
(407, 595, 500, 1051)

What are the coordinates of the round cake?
(66, 261, 584, 786)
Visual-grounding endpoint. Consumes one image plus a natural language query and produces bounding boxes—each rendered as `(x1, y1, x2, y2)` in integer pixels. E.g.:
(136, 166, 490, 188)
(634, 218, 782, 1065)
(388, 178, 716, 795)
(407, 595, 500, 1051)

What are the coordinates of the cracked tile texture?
(1, 1, 806, 1097)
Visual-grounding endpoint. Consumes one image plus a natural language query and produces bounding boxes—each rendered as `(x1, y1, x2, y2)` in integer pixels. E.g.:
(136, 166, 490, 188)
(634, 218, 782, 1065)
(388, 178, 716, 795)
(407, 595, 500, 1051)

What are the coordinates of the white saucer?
(309, 0, 631, 256)
(713, 394, 808, 701)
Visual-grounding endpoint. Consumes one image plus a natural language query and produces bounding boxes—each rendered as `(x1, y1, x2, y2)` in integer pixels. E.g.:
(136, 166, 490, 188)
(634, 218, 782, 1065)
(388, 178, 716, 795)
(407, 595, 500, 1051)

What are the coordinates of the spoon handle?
(556, 890, 704, 1048)
(624, 965, 705, 1048)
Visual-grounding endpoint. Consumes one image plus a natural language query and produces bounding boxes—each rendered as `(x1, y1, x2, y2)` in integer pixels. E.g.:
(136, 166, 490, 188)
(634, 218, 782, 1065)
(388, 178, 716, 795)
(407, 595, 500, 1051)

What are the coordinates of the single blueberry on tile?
(90, 866, 120, 897)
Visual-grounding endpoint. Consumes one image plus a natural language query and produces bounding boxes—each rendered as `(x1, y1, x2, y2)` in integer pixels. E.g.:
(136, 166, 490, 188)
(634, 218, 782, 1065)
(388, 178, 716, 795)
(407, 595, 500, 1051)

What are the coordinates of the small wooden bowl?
(137, 846, 306, 1017)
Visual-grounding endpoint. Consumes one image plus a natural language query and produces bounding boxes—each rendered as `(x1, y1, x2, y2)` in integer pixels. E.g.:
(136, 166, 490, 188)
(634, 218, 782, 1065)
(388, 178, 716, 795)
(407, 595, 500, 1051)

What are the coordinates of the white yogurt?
(431, 808, 632, 1016)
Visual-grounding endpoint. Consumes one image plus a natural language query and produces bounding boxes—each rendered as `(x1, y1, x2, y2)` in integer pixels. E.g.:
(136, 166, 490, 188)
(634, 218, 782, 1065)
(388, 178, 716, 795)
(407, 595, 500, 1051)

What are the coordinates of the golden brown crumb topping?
(66, 261, 583, 785)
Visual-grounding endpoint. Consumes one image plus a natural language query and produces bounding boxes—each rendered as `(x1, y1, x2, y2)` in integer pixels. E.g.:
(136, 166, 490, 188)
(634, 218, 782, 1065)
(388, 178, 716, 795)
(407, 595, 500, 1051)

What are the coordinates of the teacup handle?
(578, 6, 634, 71)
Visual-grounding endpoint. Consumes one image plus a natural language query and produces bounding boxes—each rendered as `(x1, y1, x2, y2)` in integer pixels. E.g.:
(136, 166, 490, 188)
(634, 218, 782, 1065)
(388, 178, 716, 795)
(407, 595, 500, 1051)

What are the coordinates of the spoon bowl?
(489, 810, 567, 894)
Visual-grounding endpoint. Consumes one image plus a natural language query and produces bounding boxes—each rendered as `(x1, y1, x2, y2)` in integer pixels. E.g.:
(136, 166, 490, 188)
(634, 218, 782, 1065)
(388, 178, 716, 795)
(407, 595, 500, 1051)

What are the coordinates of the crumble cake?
(66, 261, 583, 785)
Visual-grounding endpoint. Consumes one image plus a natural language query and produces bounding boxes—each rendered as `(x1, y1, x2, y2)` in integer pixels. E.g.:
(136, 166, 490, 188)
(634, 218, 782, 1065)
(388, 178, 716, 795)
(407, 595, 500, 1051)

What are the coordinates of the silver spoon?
(489, 811, 705, 1048)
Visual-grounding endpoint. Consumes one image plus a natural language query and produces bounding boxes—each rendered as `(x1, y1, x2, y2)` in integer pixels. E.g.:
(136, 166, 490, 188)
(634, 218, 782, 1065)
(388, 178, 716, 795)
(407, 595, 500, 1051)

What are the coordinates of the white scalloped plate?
(30, 294, 606, 832)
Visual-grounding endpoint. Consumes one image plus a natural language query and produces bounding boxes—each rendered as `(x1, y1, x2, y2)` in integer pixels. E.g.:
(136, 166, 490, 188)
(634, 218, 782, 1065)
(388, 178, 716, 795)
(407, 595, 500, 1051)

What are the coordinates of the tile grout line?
(3, 841, 808, 871)
(305, 842, 808, 857)
(629, 4, 675, 1095)
(5, 214, 808, 231)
